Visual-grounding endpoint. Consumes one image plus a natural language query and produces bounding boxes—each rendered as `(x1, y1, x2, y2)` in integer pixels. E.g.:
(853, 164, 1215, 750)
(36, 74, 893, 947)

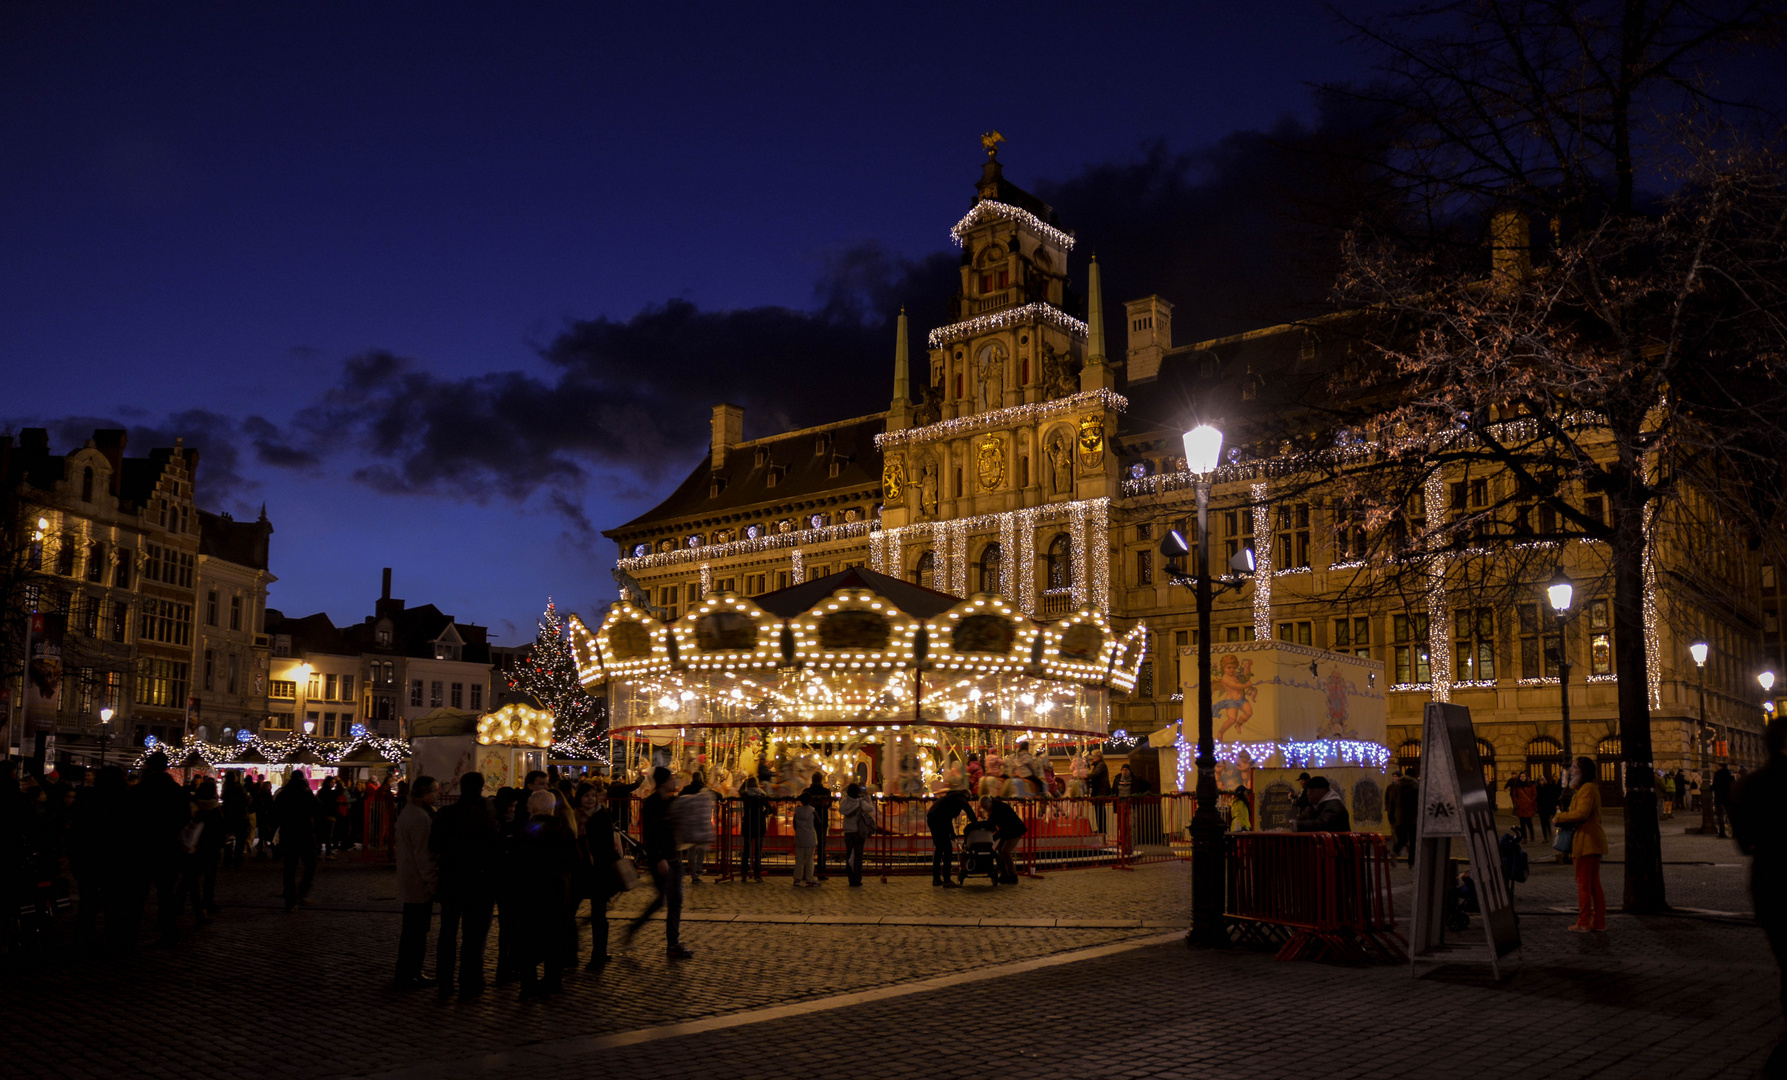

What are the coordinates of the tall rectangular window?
(1137, 661, 1154, 699)
(206, 590, 218, 625)
(410, 679, 424, 707)
(430, 681, 443, 708)
(1331, 616, 1371, 659)
(230, 595, 242, 631)
(1517, 604, 1561, 679)
(111, 601, 128, 643)
(203, 649, 215, 692)
(1275, 503, 1311, 569)
(450, 682, 464, 709)
(1333, 502, 1367, 562)
(324, 674, 338, 700)
(1393, 613, 1431, 684)
(469, 683, 483, 711)
(1277, 620, 1313, 646)
(227, 653, 239, 694)
(1589, 598, 1613, 676)
(1224, 509, 1256, 562)
(1454, 607, 1496, 681)
(1136, 550, 1153, 586)
(1173, 629, 1191, 691)
(341, 674, 355, 701)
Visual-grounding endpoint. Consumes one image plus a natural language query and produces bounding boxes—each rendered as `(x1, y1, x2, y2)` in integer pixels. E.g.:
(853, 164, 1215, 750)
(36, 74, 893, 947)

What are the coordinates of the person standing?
(1510, 772, 1539, 842)
(1715, 762, 1736, 839)
(430, 771, 500, 1001)
(274, 772, 321, 911)
(513, 789, 578, 999)
(220, 773, 249, 869)
(67, 765, 131, 951)
(252, 779, 277, 859)
(316, 776, 341, 859)
(738, 775, 769, 882)
(1537, 772, 1562, 844)
(574, 781, 623, 968)
(184, 779, 226, 924)
(1674, 769, 1691, 820)
(1730, 716, 1787, 1013)
(1554, 756, 1608, 932)
(839, 783, 875, 887)
(125, 750, 191, 947)
(926, 787, 976, 887)
(1293, 776, 1352, 832)
(393, 775, 439, 989)
(625, 767, 693, 959)
(674, 771, 717, 885)
(803, 772, 833, 881)
(792, 794, 819, 886)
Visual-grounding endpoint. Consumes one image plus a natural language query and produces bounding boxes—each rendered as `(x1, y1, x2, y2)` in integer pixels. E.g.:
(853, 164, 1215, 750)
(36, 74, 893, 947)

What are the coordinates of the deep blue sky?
(9, 2, 1771, 642)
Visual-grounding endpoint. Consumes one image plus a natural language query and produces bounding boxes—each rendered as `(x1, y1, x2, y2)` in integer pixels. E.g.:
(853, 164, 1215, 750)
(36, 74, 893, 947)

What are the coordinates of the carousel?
(567, 566, 1146, 795)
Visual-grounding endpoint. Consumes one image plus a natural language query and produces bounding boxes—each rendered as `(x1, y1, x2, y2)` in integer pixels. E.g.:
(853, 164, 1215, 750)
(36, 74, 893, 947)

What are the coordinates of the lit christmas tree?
(507, 599, 605, 758)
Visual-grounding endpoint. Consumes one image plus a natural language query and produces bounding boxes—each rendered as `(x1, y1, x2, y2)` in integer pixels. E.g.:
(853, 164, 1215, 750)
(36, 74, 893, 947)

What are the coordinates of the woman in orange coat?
(1554, 755, 1609, 932)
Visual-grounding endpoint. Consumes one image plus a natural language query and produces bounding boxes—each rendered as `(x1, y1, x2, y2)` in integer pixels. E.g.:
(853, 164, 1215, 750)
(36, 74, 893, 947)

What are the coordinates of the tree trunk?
(1610, 486, 1668, 912)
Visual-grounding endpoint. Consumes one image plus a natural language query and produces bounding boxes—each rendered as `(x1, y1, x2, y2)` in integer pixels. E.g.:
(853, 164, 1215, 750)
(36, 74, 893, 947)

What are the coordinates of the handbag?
(1552, 825, 1576, 854)
(612, 856, 640, 892)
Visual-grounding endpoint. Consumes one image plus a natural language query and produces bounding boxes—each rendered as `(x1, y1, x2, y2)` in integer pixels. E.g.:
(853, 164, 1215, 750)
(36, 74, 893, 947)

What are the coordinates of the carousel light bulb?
(658, 695, 676, 709)
(680, 690, 695, 701)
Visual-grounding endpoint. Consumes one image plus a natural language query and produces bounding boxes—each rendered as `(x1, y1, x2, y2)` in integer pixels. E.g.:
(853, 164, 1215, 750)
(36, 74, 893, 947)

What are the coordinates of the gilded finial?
(981, 130, 1005, 158)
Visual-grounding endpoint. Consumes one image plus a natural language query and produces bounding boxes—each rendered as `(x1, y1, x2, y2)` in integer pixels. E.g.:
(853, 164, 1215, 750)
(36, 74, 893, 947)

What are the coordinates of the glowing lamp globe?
(1689, 642, 1709, 667)
(1546, 574, 1573, 613)
(1181, 425, 1224, 476)
(1762, 671, 1776, 693)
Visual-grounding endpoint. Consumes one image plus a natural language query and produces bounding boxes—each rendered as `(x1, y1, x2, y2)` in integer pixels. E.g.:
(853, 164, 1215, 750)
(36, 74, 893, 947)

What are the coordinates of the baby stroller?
(958, 821, 1001, 886)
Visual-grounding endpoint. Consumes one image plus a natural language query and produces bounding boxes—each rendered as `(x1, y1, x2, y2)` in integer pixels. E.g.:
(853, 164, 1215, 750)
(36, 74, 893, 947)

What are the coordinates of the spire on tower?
(892, 308, 911, 407)
(1086, 255, 1105, 364)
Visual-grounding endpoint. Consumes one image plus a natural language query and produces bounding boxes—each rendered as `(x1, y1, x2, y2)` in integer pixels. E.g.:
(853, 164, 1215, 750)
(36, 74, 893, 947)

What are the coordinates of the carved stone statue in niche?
(976, 343, 1006, 413)
(914, 381, 943, 427)
(1046, 431, 1074, 496)
(1038, 341, 1080, 401)
(918, 461, 939, 516)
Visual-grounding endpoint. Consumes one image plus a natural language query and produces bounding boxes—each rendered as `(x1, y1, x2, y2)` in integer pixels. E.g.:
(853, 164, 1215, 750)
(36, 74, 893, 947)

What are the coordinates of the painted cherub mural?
(1214, 654, 1259, 739)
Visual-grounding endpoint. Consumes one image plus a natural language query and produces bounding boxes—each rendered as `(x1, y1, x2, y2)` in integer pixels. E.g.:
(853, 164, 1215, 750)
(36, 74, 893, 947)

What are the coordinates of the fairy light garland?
(700, 563, 712, 595)
(1209, 738, 1391, 771)
(999, 511, 1018, 599)
(949, 198, 1076, 252)
(1422, 472, 1453, 704)
(868, 530, 886, 575)
(928, 302, 1088, 350)
(948, 518, 969, 596)
(1016, 506, 1037, 614)
(1643, 504, 1662, 711)
(618, 520, 876, 572)
(1251, 483, 1272, 639)
(1069, 500, 1088, 608)
(791, 548, 805, 584)
(875, 389, 1126, 451)
(1089, 497, 1110, 612)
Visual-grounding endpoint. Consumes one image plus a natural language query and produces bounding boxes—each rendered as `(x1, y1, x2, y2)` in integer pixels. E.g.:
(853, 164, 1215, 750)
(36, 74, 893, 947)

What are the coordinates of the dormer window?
(709, 475, 728, 498)
(376, 628, 391, 647)
(828, 459, 842, 478)
(435, 643, 460, 661)
(814, 434, 831, 456)
(766, 465, 787, 487)
(754, 448, 771, 468)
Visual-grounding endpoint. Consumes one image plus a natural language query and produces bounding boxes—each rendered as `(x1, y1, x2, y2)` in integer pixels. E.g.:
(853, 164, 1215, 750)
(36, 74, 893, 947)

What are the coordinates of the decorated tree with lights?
(507, 600, 604, 749)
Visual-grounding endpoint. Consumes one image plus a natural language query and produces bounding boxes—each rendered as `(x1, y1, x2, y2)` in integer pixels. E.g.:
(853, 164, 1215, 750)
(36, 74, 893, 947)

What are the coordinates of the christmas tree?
(507, 599, 606, 758)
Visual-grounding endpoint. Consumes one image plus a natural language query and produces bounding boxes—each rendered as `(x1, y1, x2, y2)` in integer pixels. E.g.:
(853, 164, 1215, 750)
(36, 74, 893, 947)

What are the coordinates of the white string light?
(876, 389, 1125, 451)
(999, 511, 1018, 600)
(1424, 473, 1452, 704)
(791, 548, 804, 585)
(1069, 500, 1088, 608)
(1016, 507, 1037, 614)
(927, 302, 1089, 350)
(699, 563, 712, 595)
(1210, 738, 1392, 771)
(1643, 503, 1662, 711)
(1089, 497, 1110, 613)
(1251, 483, 1272, 639)
(949, 198, 1076, 252)
(618, 519, 876, 572)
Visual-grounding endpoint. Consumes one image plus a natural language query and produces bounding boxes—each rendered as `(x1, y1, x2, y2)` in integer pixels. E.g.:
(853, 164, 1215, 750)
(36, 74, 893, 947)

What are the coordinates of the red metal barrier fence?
(1225, 831, 1403, 962)
(355, 790, 397, 861)
(616, 794, 1198, 880)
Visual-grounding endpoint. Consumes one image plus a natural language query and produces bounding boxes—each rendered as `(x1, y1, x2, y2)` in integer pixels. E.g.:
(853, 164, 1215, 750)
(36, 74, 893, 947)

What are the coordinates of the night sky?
(7, 2, 1777, 642)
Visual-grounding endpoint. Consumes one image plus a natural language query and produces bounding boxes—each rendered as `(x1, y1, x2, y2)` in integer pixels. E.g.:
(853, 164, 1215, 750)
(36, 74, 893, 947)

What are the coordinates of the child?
(793, 795, 819, 886)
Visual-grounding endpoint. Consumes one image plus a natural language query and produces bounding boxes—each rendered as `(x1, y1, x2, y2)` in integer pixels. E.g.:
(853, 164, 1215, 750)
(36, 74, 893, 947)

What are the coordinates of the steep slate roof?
(607, 413, 886, 537)
(266, 610, 354, 656)
(198, 509, 272, 570)
(344, 602, 493, 664)
(752, 565, 962, 620)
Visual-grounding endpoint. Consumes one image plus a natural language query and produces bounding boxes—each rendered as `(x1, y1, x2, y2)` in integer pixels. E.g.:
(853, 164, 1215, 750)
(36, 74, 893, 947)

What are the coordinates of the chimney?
(1491, 206, 1532, 286)
(711, 404, 744, 469)
(382, 567, 392, 601)
(91, 429, 127, 495)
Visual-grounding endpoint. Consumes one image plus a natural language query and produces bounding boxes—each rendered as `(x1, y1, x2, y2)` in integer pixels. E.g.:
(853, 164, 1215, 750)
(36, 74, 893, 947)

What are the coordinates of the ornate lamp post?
(1760, 671, 1776, 759)
(98, 705, 114, 770)
(1690, 642, 1711, 833)
(1547, 572, 1574, 760)
(1161, 423, 1254, 947)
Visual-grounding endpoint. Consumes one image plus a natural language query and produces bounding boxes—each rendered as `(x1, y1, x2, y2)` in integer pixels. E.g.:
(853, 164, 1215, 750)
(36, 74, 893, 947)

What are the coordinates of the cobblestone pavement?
(5, 824, 1778, 1080)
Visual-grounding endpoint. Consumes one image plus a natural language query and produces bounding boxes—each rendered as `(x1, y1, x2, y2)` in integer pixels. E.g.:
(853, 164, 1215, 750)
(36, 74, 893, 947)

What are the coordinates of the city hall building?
(601, 148, 1774, 794)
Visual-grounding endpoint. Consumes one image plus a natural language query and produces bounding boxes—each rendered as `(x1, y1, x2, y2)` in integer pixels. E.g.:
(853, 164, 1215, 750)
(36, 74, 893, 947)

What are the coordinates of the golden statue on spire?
(981, 130, 1005, 158)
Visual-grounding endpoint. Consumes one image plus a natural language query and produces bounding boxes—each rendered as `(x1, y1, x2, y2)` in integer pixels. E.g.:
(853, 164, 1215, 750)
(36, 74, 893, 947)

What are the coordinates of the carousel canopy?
(569, 566, 1146, 740)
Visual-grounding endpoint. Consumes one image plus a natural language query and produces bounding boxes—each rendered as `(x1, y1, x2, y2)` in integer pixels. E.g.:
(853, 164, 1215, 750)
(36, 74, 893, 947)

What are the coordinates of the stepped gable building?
(602, 147, 1770, 791)
(1, 427, 259, 758)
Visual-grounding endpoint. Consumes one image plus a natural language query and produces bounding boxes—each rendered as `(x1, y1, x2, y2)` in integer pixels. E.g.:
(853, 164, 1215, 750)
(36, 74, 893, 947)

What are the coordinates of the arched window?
(978, 543, 1003, 595)
(1524, 735, 1564, 781)
(912, 550, 934, 588)
(81, 466, 94, 502)
(1046, 534, 1073, 590)
(1395, 739, 1422, 776)
(86, 542, 105, 583)
(1476, 738, 1497, 786)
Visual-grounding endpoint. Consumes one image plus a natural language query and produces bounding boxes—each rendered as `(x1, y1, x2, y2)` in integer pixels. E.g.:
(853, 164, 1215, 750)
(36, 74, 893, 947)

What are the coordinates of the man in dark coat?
(803, 772, 834, 880)
(926, 788, 977, 888)
(977, 795, 1028, 884)
(274, 772, 322, 912)
(1731, 717, 1787, 1014)
(430, 771, 501, 1000)
(625, 767, 692, 959)
(1715, 763, 1737, 839)
(1537, 774, 1563, 842)
(126, 751, 192, 945)
(1293, 776, 1352, 832)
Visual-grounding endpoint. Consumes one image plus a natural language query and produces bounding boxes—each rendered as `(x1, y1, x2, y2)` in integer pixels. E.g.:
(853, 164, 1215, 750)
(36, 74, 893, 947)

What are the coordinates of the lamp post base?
(1186, 808, 1228, 948)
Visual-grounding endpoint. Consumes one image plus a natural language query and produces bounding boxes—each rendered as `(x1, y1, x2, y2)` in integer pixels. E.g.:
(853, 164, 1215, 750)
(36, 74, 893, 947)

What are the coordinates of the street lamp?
(99, 705, 114, 769)
(1547, 570, 1574, 759)
(1165, 423, 1253, 948)
(1690, 643, 1712, 833)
